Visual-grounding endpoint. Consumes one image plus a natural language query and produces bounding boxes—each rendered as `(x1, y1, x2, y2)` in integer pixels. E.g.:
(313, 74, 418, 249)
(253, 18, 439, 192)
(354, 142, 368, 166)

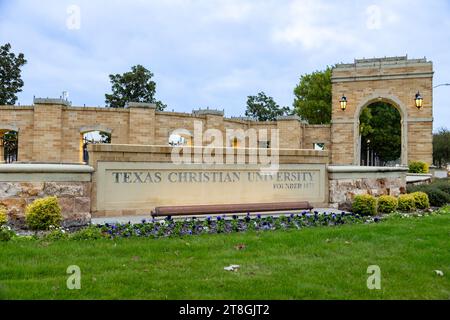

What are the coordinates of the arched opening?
(358, 101, 402, 166)
(169, 129, 192, 146)
(80, 130, 111, 163)
(0, 130, 18, 163)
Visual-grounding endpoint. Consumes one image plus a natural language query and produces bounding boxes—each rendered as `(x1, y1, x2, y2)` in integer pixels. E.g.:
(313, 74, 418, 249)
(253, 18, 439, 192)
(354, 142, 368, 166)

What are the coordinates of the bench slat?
(151, 201, 313, 217)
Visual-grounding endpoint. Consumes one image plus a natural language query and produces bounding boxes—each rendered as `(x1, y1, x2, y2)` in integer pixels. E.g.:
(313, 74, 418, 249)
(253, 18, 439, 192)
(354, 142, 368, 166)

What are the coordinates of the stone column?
(276, 115, 305, 149)
(32, 98, 67, 162)
(192, 109, 225, 146)
(126, 102, 157, 145)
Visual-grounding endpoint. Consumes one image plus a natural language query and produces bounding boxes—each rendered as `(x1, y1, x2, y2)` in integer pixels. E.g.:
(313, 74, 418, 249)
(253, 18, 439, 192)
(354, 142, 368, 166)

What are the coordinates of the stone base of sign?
(328, 166, 408, 210)
(0, 164, 93, 228)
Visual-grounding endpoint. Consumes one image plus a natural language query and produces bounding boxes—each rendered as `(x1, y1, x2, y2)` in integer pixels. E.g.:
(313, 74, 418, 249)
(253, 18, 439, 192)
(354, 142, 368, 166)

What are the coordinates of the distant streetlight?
(415, 91, 423, 110)
(433, 83, 450, 88)
(340, 94, 347, 111)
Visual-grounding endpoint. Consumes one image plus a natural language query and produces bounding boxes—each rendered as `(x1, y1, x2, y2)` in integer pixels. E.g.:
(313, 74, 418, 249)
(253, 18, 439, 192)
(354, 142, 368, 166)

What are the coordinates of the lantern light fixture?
(415, 91, 423, 110)
(340, 94, 347, 111)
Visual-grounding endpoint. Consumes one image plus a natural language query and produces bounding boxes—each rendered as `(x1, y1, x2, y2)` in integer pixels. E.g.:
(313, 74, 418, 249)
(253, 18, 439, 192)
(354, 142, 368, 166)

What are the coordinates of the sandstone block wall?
(0, 164, 93, 228)
(328, 166, 408, 210)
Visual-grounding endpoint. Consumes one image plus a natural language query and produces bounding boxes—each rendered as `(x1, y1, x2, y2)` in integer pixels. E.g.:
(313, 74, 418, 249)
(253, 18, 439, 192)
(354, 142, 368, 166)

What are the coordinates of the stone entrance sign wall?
(88, 145, 329, 217)
(96, 162, 326, 214)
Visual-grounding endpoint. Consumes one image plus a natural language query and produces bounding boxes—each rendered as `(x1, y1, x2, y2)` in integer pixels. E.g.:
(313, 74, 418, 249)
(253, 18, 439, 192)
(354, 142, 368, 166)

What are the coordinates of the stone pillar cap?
(276, 115, 308, 123)
(125, 102, 157, 109)
(192, 108, 224, 116)
(33, 98, 71, 106)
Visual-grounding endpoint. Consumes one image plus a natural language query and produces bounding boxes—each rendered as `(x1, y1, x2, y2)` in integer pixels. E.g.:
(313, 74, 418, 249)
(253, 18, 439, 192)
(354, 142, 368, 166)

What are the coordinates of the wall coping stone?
(276, 115, 308, 123)
(34, 98, 71, 106)
(125, 102, 157, 109)
(406, 173, 433, 183)
(328, 165, 408, 173)
(192, 109, 224, 116)
(0, 164, 94, 173)
(88, 143, 329, 158)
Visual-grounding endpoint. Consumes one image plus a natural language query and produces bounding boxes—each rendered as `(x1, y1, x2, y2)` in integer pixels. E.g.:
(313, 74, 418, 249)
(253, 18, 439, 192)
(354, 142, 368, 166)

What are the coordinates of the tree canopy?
(359, 102, 401, 165)
(433, 128, 450, 167)
(245, 91, 290, 121)
(105, 65, 166, 110)
(0, 43, 27, 105)
(293, 67, 332, 124)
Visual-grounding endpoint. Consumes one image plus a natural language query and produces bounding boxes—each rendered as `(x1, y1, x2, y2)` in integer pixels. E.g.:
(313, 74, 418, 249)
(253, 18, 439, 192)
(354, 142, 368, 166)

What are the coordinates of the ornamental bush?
(397, 194, 416, 212)
(25, 196, 62, 230)
(377, 195, 398, 214)
(433, 180, 450, 195)
(352, 194, 377, 216)
(0, 206, 7, 226)
(408, 161, 429, 174)
(70, 225, 104, 240)
(411, 191, 430, 209)
(425, 187, 450, 207)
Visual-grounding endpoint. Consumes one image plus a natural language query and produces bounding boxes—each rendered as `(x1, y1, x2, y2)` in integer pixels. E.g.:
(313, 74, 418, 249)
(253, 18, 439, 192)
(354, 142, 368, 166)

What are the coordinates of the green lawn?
(0, 214, 449, 300)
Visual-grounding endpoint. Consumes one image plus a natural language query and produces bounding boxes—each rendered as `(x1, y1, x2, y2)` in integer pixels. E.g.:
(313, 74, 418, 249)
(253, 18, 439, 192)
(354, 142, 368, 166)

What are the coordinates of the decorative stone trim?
(0, 164, 94, 173)
(328, 165, 408, 173)
(408, 117, 433, 122)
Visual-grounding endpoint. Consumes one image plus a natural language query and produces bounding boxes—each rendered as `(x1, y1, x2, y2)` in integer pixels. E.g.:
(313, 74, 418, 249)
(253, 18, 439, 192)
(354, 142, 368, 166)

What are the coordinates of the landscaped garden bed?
(0, 207, 448, 299)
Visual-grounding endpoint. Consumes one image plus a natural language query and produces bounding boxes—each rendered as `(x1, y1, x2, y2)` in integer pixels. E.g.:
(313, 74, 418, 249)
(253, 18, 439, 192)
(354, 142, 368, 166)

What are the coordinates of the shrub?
(0, 226, 15, 242)
(70, 225, 104, 240)
(433, 180, 450, 195)
(397, 194, 416, 212)
(411, 191, 430, 209)
(352, 194, 377, 216)
(408, 161, 429, 174)
(25, 196, 62, 230)
(425, 187, 450, 207)
(45, 228, 69, 241)
(406, 184, 426, 194)
(377, 195, 398, 213)
(0, 206, 7, 226)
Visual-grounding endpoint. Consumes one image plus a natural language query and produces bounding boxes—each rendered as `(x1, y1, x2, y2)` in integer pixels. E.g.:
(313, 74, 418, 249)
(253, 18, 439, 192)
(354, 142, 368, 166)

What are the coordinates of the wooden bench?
(151, 201, 313, 217)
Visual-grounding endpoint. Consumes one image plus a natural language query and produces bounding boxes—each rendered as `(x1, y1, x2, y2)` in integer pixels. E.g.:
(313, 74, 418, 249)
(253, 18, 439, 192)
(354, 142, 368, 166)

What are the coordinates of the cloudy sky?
(1, 0, 449, 130)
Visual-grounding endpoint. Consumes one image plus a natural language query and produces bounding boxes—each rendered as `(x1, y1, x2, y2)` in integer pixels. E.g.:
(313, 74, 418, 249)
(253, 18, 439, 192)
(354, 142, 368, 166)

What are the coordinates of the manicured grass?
(0, 214, 449, 299)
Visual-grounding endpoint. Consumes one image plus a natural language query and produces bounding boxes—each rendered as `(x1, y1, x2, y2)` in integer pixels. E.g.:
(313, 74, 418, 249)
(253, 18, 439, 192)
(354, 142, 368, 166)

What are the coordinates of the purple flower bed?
(97, 211, 377, 239)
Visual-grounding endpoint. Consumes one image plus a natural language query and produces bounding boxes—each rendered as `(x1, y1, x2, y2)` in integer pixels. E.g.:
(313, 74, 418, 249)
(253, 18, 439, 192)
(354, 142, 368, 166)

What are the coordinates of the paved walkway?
(91, 208, 348, 225)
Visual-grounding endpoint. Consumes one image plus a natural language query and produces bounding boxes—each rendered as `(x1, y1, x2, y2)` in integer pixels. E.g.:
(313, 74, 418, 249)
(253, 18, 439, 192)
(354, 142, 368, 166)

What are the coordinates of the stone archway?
(353, 94, 408, 166)
(331, 56, 433, 166)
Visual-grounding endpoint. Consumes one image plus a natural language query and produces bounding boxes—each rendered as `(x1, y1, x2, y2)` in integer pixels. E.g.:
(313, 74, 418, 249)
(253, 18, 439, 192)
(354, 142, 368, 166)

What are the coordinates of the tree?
(433, 128, 450, 167)
(359, 102, 401, 165)
(0, 43, 27, 105)
(105, 65, 166, 110)
(245, 91, 290, 121)
(293, 66, 332, 124)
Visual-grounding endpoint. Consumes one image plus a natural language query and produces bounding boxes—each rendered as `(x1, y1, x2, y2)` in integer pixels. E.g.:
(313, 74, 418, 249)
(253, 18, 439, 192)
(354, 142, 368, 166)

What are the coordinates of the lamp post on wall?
(433, 83, 450, 89)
